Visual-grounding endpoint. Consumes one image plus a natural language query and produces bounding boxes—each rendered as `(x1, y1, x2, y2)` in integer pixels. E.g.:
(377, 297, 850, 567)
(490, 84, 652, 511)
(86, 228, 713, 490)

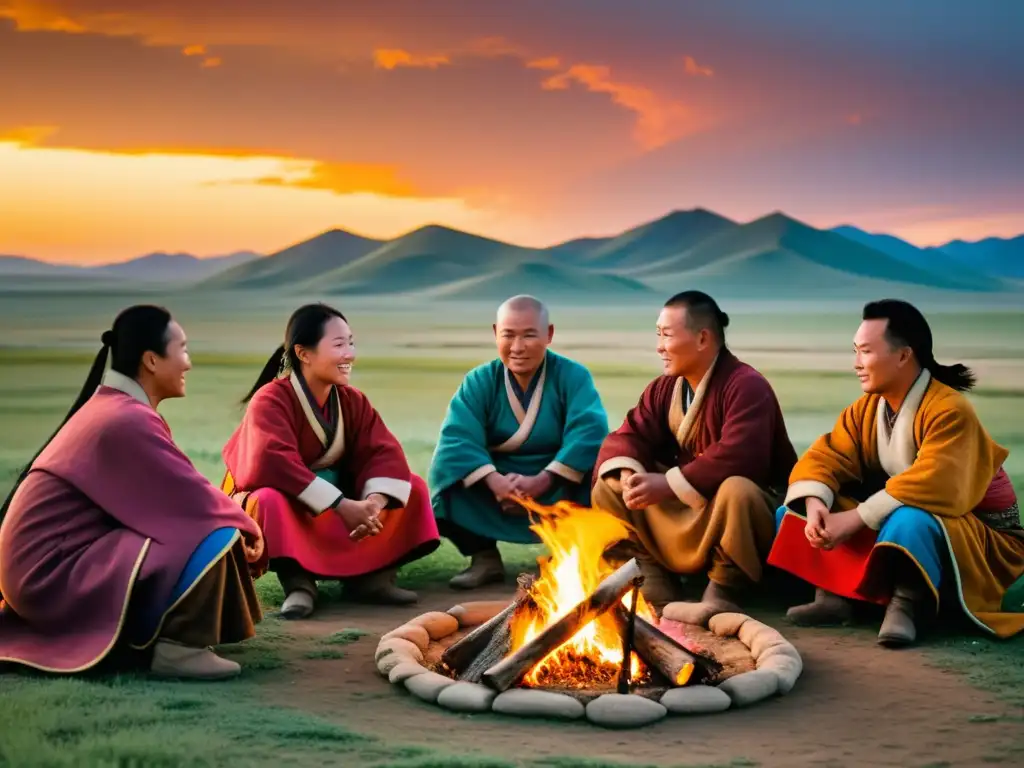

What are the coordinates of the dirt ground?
(264, 583, 1018, 767)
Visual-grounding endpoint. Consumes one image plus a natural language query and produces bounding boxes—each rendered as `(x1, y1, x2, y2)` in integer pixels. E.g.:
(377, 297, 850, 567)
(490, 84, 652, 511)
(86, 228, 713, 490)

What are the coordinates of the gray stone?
(491, 689, 586, 720)
(436, 682, 498, 713)
(717, 670, 780, 707)
(374, 637, 423, 676)
(585, 693, 667, 729)
(409, 611, 460, 640)
(758, 653, 803, 695)
(660, 685, 732, 715)
(388, 661, 429, 684)
(404, 670, 457, 703)
(376, 652, 406, 677)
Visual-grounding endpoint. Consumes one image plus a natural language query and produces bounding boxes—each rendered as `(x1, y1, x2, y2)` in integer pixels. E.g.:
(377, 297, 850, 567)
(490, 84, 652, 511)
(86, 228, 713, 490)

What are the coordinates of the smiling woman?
(0, 304, 265, 681)
(220, 303, 441, 620)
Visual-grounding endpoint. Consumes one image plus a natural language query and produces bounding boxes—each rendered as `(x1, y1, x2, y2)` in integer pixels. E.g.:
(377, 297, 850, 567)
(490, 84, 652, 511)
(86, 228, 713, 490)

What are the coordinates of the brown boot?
(150, 639, 241, 681)
(877, 585, 919, 647)
(449, 548, 505, 590)
(661, 579, 741, 626)
(346, 567, 418, 605)
(786, 588, 853, 626)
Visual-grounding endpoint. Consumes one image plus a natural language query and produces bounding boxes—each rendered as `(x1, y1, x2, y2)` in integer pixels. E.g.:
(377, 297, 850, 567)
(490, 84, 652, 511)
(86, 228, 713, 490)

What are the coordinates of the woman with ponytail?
(221, 303, 439, 619)
(769, 298, 1024, 646)
(0, 305, 265, 680)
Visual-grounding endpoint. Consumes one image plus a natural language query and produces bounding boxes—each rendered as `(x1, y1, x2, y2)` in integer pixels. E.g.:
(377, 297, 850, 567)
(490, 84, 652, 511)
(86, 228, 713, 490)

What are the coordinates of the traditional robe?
(0, 371, 261, 674)
(428, 350, 609, 544)
(221, 373, 440, 580)
(593, 349, 797, 584)
(768, 369, 1024, 638)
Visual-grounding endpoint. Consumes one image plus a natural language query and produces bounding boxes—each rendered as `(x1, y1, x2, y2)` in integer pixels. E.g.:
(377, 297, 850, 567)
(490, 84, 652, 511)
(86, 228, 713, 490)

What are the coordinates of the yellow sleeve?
(784, 398, 869, 511)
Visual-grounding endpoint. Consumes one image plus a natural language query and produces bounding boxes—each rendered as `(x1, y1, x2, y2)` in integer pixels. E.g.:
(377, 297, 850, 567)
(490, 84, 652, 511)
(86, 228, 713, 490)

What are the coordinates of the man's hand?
(348, 493, 389, 540)
(334, 497, 384, 541)
(508, 472, 553, 500)
(823, 508, 866, 549)
(622, 472, 674, 511)
(484, 471, 517, 501)
(804, 497, 831, 549)
(241, 526, 265, 564)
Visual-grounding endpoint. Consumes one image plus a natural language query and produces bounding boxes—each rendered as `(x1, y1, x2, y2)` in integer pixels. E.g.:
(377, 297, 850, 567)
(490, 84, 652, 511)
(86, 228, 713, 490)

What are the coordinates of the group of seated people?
(0, 291, 1021, 682)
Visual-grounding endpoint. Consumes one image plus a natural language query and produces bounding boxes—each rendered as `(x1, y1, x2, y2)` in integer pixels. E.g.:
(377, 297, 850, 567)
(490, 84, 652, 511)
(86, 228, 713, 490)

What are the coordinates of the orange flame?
(509, 499, 655, 688)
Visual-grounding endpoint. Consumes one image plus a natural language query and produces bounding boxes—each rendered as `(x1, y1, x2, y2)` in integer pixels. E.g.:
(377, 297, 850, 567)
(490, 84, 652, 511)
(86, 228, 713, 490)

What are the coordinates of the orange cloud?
(541, 64, 695, 150)
(526, 56, 562, 71)
(182, 43, 220, 68)
(0, 124, 60, 146)
(682, 55, 713, 77)
(0, 0, 84, 32)
(373, 48, 450, 70)
(253, 160, 419, 197)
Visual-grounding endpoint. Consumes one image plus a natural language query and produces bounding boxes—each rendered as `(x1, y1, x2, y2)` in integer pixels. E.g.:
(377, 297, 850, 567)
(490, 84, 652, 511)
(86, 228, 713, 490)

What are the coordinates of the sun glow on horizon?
(0, 138, 533, 264)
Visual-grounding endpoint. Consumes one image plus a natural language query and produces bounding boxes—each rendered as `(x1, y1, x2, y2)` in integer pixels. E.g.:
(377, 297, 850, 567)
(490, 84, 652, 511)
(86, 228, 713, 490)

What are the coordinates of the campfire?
(438, 501, 719, 698)
(375, 500, 804, 728)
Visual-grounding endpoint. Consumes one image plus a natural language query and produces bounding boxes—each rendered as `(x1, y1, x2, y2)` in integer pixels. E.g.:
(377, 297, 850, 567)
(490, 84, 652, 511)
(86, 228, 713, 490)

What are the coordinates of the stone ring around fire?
(375, 598, 803, 730)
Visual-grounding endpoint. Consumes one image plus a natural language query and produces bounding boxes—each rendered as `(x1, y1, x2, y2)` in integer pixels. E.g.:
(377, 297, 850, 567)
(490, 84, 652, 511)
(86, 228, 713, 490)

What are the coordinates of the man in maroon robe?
(592, 291, 797, 622)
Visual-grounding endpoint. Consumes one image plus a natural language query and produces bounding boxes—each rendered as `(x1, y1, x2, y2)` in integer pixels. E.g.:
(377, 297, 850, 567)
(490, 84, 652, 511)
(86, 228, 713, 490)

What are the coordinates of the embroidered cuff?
(462, 464, 496, 488)
(362, 477, 412, 507)
(297, 475, 344, 515)
(857, 490, 902, 530)
(546, 460, 584, 483)
(784, 480, 835, 510)
(665, 466, 707, 509)
(597, 456, 646, 478)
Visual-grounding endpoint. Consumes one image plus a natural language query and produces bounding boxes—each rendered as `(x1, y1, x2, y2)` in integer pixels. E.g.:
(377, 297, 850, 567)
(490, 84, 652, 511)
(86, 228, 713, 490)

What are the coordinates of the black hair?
(242, 303, 348, 403)
(0, 305, 173, 523)
(664, 290, 730, 346)
(862, 299, 975, 392)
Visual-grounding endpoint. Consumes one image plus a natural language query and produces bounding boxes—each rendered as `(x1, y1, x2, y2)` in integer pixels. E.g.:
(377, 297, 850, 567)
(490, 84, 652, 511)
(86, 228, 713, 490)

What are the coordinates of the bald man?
(428, 295, 609, 589)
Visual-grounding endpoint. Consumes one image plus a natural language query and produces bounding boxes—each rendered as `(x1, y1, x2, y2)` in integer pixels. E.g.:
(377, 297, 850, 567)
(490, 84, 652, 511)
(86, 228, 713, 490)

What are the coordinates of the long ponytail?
(0, 340, 110, 524)
(241, 345, 286, 403)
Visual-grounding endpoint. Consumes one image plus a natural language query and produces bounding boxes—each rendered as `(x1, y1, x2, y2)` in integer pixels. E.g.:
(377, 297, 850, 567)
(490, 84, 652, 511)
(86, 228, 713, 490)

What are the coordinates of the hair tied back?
(100, 330, 115, 347)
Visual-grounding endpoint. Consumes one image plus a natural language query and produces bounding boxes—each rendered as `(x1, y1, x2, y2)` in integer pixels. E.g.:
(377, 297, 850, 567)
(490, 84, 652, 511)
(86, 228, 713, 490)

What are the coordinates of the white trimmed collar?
(101, 369, 152, 407)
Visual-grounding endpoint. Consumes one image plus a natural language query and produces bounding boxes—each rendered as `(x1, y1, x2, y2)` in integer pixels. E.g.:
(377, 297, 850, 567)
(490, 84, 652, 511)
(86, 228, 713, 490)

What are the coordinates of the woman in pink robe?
(0, 305, 264, 680)
(221, 303, 440, 619)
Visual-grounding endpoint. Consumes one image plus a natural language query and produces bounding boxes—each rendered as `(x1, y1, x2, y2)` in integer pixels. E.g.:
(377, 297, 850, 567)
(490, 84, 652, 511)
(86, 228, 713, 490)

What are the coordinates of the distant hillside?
(940, 235, 1024, 279)
(578, 209, 737, 270)
(431, 262, 654, 301)
(545, 236, 613, 260)
(207, 229, 383, 288)
(630, 213, 994, 292)
(0, 251, 259, 281)
(299, 224, 542, 293)
(830, 226, 1004, 291)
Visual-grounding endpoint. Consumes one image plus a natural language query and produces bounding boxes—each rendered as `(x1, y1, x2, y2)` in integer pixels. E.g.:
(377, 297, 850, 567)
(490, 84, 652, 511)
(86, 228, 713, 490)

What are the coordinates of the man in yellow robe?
(768, 299, 1024, 646)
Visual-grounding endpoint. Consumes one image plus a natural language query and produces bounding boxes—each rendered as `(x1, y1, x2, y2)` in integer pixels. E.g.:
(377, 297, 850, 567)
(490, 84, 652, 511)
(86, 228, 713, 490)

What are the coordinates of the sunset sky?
(2, 0, 1022, 264)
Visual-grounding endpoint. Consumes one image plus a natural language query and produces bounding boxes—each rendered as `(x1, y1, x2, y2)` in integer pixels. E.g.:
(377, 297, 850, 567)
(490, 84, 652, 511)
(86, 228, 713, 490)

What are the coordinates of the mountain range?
(2, 209, 1021, 300)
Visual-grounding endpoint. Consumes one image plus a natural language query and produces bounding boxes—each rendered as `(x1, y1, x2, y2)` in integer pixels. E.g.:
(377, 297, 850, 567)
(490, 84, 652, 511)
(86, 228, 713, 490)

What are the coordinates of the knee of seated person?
(249, 486, 291, 506)
(408, 473, 428, 497)
(591, 475, 624, 506)
(881, 505, 936, 533)
(716, 475, 762, 502)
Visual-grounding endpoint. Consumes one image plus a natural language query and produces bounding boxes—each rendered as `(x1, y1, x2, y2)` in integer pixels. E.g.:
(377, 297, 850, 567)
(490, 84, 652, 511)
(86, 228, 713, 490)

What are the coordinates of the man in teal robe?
(428, 295, 610, 589)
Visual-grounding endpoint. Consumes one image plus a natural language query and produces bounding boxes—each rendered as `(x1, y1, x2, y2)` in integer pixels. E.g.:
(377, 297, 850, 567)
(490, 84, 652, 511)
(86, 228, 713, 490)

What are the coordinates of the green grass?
(1, 296, 1023, 765)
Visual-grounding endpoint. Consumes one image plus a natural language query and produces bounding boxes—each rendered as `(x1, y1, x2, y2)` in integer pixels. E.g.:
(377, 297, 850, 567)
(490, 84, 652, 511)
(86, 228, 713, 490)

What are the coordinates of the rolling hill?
(576, 209, 737, 270)
(0, 251, 259, 281)
(940, 235, 1024, 279)
(830, 226, 1005, 291)
(430, 262, 654, 301)
(205, 229, 383, 288)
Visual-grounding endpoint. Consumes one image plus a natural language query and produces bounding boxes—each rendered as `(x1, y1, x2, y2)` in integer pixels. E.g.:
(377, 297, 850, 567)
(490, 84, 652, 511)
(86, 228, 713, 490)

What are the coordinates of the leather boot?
(661, 579, 741, 626)
(877, 585, 919, 647)
(150, 639, 241, 681)
(786, 588, 853, 626)
(449, 548, 505, 590)
(346, 567, 419, 605)
(280, 590, 315, 620)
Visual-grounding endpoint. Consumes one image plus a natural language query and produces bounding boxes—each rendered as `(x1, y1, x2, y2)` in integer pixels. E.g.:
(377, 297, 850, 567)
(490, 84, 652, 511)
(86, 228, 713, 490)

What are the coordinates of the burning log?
(616, 577, 643, 694)
(441, 574, 534, 679)
(480, 558, 643, 693)
(612, 606, 720, 687)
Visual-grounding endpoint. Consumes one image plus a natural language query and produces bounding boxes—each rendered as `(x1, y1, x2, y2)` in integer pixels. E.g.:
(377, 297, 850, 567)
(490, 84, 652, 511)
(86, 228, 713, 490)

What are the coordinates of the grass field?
(1, 293, 1023, 766)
